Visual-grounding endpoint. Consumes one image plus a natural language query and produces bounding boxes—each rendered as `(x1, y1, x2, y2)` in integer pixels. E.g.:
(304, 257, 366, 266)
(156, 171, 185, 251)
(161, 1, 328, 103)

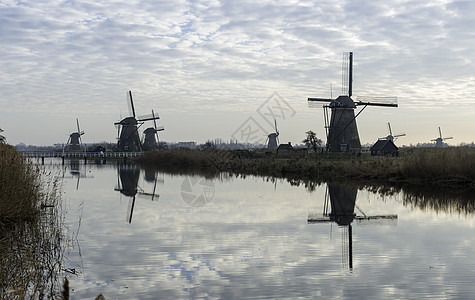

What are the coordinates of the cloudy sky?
(1, 0, 474, 146)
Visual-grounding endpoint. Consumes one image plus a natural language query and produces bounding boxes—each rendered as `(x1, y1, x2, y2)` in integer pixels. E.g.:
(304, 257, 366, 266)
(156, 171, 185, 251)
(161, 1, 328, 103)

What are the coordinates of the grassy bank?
(0, 143, 64, 299)
(137, 147, 475, 189)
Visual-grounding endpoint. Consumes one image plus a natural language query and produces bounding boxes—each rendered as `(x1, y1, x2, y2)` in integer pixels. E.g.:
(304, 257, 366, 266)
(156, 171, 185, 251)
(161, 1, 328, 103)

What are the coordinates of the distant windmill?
(115, 91, 161, 152)
(432, 127, 453, 147)
(266, 119, 279, 149)
(0, 128, 5, 143)
(65, 118, 84, 151)
(142, 109, 165, 151)
(380, 122, 405, 142)
(308, 52, 398, 153)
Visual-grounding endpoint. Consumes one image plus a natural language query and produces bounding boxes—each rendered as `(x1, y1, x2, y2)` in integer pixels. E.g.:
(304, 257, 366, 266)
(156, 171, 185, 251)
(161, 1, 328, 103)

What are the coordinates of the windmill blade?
(394, 133, 406, 138)
(355, 215, 398, 226)
(127, 91, 136, 118)
(155, 126, 164, 131)
(126, 196, 136, 224)
(356, 96, 398, 107)
(308, 97, 333, 102)
(439, 127, 442, 139)
(137, 113, 160, 122)
(444, 137, 453, 140)
(274, 119, 279, 135)
(388, 123, 393, 136)
(116, 123, 121, 141)
(152, 110, 158, 130)
(76, 118, 81, 134)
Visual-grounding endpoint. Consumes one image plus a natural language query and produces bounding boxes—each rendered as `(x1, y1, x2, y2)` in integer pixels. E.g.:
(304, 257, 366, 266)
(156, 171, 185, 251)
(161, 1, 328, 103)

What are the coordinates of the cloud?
(0, 0, 474, 145)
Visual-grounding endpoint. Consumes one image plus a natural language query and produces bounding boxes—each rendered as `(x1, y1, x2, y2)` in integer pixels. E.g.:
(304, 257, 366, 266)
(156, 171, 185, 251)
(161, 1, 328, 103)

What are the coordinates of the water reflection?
(114, 164, 161, 223)
(308, 183, 397, 270)
(34, 158, 475, 298)
(57, 159, 94, 190)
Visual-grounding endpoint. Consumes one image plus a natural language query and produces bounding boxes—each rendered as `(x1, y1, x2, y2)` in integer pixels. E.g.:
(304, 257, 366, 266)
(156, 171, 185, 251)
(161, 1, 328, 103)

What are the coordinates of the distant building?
(276, 142, 307, 158)
(370, 139, 399, 157)
(174, 141, 197, 149)
(277, 143, 294, 158)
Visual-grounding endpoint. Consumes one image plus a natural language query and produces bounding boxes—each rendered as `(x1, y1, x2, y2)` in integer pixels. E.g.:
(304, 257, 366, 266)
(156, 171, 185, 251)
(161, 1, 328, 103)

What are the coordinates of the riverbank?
(0, 143, 64, 298)
(136, 147, 475, 189)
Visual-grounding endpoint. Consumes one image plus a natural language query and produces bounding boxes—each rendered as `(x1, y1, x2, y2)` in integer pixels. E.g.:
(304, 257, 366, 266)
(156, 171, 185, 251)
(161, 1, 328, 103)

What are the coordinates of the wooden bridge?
(20, 151, 143, 162)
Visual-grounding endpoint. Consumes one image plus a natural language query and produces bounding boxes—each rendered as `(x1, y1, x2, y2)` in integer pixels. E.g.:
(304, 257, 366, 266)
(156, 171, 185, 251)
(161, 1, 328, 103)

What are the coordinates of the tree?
(200, 140, 217, 150)
(302, 130, 322, 157)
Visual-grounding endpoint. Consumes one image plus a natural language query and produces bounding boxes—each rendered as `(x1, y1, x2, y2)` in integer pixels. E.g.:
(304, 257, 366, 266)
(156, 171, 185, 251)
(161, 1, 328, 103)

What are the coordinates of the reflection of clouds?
(62, 165, 475, 298)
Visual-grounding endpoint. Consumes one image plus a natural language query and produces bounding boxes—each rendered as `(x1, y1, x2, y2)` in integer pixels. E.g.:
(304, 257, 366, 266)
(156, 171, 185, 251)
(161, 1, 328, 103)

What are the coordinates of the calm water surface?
(48, 159, 475, 299)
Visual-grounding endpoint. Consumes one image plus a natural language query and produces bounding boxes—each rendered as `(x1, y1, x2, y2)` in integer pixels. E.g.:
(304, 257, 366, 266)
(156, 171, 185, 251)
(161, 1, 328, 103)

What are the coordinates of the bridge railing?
(20, 151, 143, 158)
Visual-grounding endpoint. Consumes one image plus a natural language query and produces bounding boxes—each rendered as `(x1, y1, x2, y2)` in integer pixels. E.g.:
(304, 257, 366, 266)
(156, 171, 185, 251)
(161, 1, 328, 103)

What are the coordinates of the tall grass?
(0, 143, 64, 299)
(398, 147, 475, 185)
(137, 147, 475, 189)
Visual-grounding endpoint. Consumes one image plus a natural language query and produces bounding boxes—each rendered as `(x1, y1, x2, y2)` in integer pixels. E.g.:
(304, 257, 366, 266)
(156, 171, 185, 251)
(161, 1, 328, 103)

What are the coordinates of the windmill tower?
(142, 109, 165, 151)
(308, 183, 397, 270)
(115, 91, 161, 152)
(308, 52, 398, 153)
(432, 127, 453, 147)
(266, 119, 279, 149)
(380, 122, 405, 142)
(65, 118, 84, 151)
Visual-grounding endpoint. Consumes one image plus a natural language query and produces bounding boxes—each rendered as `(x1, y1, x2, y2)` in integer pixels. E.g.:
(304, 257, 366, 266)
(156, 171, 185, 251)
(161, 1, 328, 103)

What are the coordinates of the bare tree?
(302, 130, 322, 157)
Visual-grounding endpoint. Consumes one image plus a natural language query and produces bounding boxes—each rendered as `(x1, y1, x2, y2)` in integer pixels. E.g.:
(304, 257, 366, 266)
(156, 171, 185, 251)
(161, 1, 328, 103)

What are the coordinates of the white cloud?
(0, 0, 474, 145)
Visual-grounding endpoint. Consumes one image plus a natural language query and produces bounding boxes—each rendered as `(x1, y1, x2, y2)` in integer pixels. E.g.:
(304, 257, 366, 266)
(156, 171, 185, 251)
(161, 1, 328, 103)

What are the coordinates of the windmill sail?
(307, 52, 398, 152)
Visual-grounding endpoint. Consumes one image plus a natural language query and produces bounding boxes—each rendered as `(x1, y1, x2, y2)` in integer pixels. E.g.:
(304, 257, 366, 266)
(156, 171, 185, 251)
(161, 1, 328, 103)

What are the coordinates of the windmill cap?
(331, 96, 356, 108)
(118, 116, 138, 125)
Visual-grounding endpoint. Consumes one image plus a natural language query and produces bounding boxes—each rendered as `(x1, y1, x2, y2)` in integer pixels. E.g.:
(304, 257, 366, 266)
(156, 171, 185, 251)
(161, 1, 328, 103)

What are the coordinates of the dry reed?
(0, 143, 65, 299)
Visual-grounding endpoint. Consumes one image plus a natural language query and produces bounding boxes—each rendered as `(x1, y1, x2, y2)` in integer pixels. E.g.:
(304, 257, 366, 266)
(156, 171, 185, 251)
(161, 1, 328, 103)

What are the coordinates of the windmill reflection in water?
(308, 183, 397, 269)
(114, 164, 162, 223)
(56, 159, 94, 190)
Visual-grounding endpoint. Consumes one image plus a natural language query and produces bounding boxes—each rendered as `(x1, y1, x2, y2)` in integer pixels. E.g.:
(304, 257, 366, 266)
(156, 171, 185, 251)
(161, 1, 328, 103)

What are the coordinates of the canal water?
(47, 159, 475, 299)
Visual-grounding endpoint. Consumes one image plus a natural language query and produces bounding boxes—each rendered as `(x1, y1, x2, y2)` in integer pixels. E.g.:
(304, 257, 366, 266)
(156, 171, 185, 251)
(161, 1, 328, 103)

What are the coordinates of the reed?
(0, 143, 64, 299)
(137, 147, 475, 189)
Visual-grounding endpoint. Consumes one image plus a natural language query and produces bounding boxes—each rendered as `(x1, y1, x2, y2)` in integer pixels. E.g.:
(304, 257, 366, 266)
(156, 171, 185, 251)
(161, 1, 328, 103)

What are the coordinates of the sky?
(1, 0, 474, 147)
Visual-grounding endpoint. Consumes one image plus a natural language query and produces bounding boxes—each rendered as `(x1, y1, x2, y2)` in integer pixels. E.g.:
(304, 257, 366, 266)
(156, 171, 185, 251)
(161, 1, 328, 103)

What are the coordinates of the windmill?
(0, 128, 5, 143)
(380, 122, 405, 142)
(431, 127, 453, 147)
(65, 118, 84, 151)
(142, 109, 165, 151)
(114, 91, 161, 152)
(308, 183, 397, 269)
(308, 52, 398, 153)
(266, 119, 279, 149)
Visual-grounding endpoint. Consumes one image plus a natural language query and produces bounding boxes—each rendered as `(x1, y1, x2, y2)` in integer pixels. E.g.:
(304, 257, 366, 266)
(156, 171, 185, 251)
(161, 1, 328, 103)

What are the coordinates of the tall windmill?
(115, 91, 161, 152)
(308, 52, 398, 153)
(308, 183, 397, 269)
(65, 118, 84, 151)
(142, 109, 165, 151)
(380, 122, 405, 142)
(432, 127, 453, 147)
(266, 119, 279, 149)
